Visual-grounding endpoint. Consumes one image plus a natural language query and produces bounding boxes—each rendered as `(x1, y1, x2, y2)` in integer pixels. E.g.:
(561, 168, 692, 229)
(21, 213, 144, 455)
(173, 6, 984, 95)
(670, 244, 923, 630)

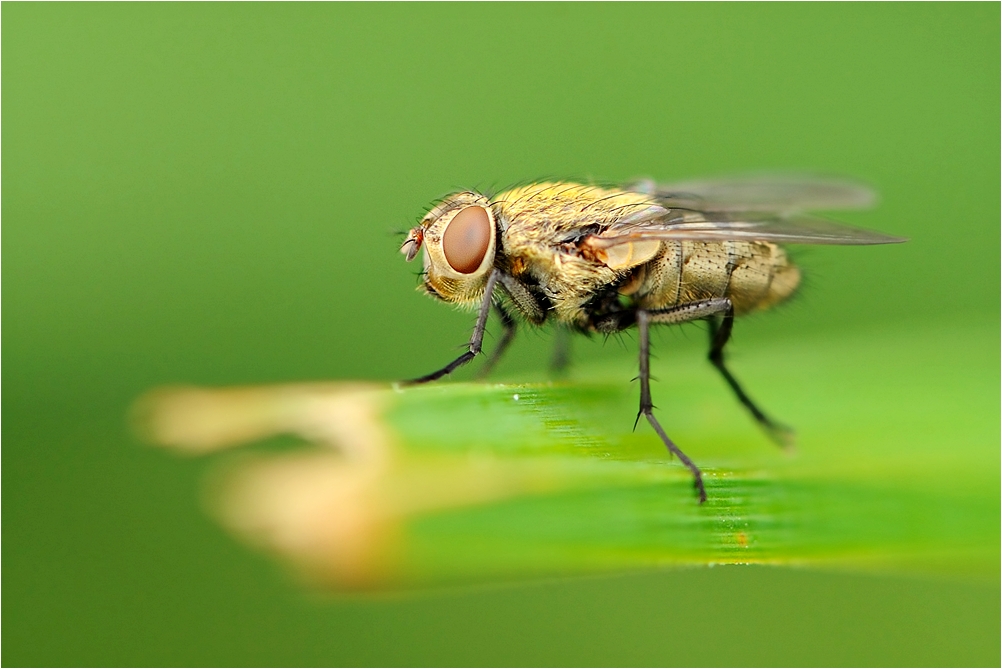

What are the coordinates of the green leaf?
(137, 322, 999, 589)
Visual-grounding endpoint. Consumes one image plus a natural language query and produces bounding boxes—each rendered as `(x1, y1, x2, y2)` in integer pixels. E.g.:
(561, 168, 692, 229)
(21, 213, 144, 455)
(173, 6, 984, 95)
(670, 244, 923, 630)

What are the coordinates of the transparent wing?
(625, 174, 877, 214)
(591, 206, 907, 248)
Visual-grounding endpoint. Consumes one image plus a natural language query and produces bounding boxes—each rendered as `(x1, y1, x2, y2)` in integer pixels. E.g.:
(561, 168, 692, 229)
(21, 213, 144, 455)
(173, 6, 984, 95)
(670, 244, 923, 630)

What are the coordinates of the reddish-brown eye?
(442, 206, 491, 273)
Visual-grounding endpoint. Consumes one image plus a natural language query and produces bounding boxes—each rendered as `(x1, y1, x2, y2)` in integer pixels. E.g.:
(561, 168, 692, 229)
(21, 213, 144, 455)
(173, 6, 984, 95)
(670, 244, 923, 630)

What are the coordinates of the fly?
(399, 176, 906, 503)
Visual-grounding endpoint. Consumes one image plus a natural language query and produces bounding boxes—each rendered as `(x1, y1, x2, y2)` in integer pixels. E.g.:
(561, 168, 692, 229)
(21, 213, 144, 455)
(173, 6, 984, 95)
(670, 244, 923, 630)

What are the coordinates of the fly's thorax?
(400, 192, 498, 309)
(494, 182, 659, 237)
(495, 182, 664, 325)
(502, 224, 619, 325)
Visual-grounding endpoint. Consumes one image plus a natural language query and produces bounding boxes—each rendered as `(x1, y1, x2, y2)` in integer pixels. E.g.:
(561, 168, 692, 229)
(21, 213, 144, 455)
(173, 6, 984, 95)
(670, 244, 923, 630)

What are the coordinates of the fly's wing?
(625, 174, 876, 214)
(595, 176, 906, 248)
(590, 209, 907, 248)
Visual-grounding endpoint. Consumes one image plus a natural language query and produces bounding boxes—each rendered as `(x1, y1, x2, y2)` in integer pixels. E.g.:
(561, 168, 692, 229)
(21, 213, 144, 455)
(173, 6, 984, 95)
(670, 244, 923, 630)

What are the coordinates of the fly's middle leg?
(636, 309, 707, 504)
(549, 326, 572, 377)
(707, 302, 795, 448)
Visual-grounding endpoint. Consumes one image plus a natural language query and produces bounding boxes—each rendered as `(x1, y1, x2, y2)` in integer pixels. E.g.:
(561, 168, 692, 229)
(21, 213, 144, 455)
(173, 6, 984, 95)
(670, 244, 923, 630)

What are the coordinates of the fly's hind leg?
(707, 303, 795, 448)
(475, 304, 517, 380)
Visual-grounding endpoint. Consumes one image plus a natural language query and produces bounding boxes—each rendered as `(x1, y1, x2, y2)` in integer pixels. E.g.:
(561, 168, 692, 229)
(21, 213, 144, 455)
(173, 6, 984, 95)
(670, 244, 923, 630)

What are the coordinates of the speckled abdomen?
(634, 240, 801, 315)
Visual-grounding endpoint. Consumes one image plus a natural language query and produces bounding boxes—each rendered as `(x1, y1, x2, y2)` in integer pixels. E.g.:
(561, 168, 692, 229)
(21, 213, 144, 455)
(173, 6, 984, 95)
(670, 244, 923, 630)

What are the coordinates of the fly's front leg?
(707, 306, 795, 448)
(405, 270, 500, 385)
(475, 304, 517, 380)
(636, 309, 707, 504)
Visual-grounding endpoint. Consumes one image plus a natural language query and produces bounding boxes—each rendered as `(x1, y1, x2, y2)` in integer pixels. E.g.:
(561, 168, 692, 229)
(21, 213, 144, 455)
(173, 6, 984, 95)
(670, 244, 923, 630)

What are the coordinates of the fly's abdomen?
(634, 241, 800, 315)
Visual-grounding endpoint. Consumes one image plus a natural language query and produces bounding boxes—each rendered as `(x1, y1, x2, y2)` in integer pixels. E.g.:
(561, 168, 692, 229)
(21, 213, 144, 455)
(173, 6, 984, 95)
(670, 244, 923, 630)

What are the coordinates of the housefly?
(399, 176, 906, 503)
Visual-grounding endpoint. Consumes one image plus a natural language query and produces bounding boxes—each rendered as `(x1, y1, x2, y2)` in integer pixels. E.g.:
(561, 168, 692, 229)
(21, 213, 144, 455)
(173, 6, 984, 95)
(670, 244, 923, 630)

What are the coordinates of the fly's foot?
(640, 407, 705, 504)
(763, 421, 797, 451)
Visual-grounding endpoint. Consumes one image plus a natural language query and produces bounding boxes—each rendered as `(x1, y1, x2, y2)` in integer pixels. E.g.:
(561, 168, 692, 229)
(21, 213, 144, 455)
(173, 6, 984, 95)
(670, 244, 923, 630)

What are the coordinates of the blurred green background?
(3, 3, 999, 666)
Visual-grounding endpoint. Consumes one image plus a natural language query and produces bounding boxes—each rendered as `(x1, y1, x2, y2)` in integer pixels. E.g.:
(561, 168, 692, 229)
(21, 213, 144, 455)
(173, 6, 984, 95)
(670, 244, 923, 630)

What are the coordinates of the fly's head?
(400, 192, 498, 309)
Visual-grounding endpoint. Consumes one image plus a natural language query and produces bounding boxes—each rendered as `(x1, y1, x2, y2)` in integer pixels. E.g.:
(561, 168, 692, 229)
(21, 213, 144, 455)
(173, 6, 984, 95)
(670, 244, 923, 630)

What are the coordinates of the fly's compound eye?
(442, 206, 492, 274)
